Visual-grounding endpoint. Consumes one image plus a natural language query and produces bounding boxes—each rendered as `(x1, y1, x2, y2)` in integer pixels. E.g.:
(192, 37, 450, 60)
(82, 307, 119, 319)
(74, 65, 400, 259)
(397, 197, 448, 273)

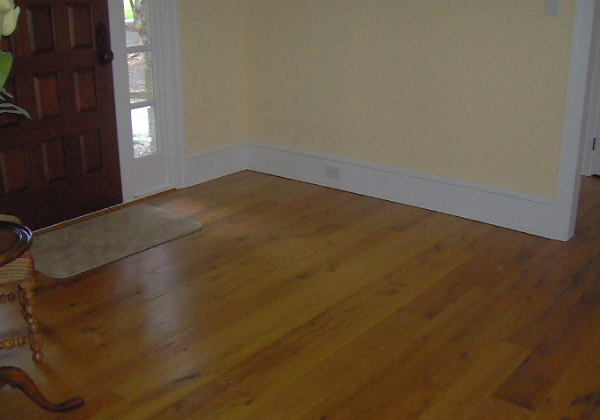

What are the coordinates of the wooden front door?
(0, 0, 122, 229)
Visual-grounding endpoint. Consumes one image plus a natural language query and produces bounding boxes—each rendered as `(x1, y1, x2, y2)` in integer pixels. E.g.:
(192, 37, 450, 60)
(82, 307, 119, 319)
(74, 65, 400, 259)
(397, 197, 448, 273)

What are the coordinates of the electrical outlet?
(325, 165, 340, 180)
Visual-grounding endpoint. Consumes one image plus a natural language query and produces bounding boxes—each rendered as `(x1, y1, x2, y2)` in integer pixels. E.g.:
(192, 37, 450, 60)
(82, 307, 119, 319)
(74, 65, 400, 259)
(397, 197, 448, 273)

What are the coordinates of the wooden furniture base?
(0, 222, 44, 363)
(0, 366, 84, 412)
(0, 222, 82, 412)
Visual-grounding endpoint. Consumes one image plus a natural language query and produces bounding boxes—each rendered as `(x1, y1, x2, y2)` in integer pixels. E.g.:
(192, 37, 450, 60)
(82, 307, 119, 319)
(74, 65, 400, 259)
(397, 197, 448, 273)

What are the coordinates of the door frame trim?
(581, 0, 600, 176)
(107, 0, 185, 203)
(554, 0, 595, 240)
(153, 0, 186, 192)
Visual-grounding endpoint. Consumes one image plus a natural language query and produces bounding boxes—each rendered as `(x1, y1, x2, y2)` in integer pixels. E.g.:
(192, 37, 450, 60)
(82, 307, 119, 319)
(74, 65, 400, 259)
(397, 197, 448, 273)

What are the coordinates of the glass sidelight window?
(123, 0, 158, 159)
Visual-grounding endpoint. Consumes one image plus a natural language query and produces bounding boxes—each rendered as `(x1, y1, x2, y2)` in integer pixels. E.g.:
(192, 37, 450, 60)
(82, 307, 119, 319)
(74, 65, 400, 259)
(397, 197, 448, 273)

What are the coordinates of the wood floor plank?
(419, 341, 529, 420)
(105, 212, 487, 418)
(494, 242, 600, 409)
(404, 228, 550, 319)
(530, 323, 600, 419)
(145, 224, 485, 419)
(0, 171, 599, 419)
(468, 398, 532, 420)
(296, 288, 495, 419)
(296, 254, 562, 419)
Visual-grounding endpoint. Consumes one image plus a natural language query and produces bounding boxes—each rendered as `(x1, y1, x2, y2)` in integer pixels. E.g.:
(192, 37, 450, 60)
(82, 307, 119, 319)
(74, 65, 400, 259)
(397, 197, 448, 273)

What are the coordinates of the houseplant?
(0, 0, 29, 117)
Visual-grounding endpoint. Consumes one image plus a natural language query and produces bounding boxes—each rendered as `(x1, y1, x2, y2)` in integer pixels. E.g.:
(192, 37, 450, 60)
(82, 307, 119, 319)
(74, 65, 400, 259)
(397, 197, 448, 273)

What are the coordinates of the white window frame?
(108, 0, 185, 202)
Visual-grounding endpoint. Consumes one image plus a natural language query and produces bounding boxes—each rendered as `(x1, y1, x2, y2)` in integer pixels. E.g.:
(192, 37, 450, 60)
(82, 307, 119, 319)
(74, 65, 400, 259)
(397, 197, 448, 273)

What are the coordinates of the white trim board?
(108, 0, 185, 202)
(246, 143, 560, 240)
(581, 0, 600, 176)
(184, 142, 562, 239)
(553, 0, 595, 240)
(154, 0, 186, 190)
(184, 143, 249, 186)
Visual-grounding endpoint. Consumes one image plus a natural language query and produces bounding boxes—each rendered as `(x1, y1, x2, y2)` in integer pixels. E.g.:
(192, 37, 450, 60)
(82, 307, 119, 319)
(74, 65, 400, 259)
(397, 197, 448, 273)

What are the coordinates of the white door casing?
(581, 0, 600, 176)
(108, 0, 185, 202)
(589, 103, 600, 175)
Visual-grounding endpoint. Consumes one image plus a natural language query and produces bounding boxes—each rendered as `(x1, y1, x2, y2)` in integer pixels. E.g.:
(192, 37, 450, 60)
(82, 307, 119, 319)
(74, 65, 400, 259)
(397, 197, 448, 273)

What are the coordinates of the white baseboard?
(184, 143, 249, 187)
(185, 141, 564, 240)
(246, 142, 563, 240)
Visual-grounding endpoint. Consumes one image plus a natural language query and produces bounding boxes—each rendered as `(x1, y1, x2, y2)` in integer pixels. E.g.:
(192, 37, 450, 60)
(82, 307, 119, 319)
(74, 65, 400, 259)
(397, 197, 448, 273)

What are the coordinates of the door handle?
(96, 23, 114, 65)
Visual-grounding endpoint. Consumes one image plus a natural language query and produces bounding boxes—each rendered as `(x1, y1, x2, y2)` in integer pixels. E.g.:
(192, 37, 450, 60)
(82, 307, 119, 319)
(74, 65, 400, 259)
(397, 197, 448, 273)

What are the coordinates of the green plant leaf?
(0, 101, 31, 119)
(0, 52, 13, 91)
(0, 88, 13, 100)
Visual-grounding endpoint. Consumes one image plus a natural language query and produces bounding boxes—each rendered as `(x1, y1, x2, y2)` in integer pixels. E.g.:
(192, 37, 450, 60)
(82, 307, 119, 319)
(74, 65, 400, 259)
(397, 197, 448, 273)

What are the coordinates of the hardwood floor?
(1, 171, 600, 419)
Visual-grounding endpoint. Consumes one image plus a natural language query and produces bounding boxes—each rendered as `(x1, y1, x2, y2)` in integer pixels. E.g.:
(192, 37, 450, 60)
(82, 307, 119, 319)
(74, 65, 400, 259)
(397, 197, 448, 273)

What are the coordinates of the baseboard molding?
(246, 142, 562, 240)
(184, 143, 249, 187)
(184, 141, 564, 240)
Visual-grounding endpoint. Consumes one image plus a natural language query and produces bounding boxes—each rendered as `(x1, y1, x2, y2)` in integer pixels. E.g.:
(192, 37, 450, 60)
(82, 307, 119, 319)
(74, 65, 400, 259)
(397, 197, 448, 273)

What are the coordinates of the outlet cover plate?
(325, 166, 340, 180)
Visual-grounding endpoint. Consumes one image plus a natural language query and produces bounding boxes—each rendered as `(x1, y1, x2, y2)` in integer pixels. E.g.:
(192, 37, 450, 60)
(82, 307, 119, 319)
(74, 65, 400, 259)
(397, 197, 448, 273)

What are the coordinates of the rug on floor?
(31, 205, 202, 279)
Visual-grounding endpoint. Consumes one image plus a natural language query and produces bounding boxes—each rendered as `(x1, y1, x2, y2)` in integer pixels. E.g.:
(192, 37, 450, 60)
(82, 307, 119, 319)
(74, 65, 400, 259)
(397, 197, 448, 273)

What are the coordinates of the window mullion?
(126, 45, 153, 54)
(129, 100, 156, 110)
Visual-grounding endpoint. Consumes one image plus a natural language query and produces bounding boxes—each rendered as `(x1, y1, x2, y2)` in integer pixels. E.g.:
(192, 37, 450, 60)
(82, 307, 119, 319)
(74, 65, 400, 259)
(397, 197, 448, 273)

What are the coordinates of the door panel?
(0, 0, 122, 229)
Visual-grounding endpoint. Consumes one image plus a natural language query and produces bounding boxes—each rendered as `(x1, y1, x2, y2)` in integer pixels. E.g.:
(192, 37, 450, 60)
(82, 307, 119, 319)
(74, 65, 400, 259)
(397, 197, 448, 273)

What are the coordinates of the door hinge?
(594, 138, 597, 151)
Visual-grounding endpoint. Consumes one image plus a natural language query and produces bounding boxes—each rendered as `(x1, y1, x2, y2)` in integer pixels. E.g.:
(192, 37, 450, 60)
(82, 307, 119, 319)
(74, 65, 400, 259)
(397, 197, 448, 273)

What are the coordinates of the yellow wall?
(245, 0, 576, 197)
(178, 0, 246, 153)
(178, 1, 576, 197)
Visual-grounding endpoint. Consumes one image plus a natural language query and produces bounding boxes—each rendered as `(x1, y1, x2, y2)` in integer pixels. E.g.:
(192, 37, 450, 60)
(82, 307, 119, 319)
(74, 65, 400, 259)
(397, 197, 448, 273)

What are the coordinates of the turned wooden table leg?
(0, 366, 84, 412)
(18, 282, 43, 363)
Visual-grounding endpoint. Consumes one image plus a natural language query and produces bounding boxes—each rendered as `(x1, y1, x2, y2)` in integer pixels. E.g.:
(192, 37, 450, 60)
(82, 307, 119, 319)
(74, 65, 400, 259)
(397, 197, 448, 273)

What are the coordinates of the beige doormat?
(31, 205, 202, 279)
